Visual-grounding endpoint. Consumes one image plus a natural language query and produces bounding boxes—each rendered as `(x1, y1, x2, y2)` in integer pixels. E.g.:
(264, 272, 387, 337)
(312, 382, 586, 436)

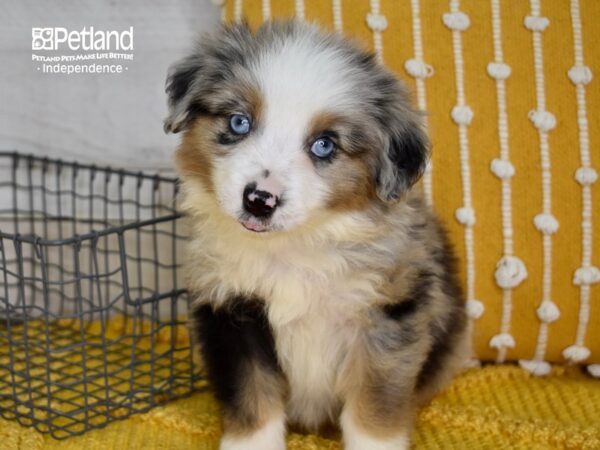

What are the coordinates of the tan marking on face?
(238, 82, 264, 126)
(175, 83, 264, 193)
(175, 117, 218, 192)
(307, 112, 379, 212)
(324, 154, 375, 212)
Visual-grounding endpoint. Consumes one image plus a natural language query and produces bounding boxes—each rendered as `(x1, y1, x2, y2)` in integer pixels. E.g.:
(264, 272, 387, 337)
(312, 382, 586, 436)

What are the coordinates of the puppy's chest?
(218, 248, 371, 417)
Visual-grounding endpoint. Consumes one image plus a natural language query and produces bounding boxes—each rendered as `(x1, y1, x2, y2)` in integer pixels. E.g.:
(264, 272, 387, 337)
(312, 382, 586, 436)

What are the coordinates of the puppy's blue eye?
(229, 114, 251, 135)
(310, 137, 335, 158)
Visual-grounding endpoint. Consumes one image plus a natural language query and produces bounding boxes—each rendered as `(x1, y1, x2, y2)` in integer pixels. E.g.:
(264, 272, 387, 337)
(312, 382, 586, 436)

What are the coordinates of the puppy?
(165, 21, 469, 450)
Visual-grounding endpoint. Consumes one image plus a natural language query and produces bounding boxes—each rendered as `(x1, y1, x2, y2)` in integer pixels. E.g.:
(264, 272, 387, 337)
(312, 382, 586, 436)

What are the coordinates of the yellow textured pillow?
(219, 0, 600, 372)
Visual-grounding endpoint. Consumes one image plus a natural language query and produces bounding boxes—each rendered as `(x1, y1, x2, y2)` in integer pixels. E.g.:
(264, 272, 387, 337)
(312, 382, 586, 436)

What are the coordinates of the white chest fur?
(193, 228, 388, 428)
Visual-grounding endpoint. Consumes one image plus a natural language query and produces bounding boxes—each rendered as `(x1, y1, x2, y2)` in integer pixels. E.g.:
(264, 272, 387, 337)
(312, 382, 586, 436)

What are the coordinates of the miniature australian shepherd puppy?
(164, 20, 469, 450)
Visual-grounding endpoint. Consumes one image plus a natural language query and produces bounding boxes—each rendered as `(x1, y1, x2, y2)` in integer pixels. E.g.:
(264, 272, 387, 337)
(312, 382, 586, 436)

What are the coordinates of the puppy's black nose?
(243, 183, 278, 218)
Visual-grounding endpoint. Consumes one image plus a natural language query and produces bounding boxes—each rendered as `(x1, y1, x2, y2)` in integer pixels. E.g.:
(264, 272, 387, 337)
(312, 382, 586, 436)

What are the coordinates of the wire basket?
(0, 151, 203, 439)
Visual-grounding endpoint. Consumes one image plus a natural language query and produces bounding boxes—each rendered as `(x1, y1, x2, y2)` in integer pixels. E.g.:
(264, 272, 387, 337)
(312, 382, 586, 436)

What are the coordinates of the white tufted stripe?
(565, 0, 596, 366)
(233, 0, 243, 23)
(409, 0, 434, 207)
(489, 0, 521, 364)
(332, 0, 343, 32)
(447, 1, 478, 361)
(368, 0, 385, 63)
(262, 0, 271, 21)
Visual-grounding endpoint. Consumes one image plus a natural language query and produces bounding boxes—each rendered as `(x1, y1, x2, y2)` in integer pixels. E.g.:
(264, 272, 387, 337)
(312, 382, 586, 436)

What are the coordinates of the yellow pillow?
(219, 0, 600, 372)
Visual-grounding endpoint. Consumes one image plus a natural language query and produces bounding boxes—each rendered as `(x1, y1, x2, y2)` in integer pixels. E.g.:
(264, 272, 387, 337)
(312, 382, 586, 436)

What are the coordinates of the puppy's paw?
(341, 409, 410, 450)
(343, 432, 409, 450)
(220, 416, 286, 450)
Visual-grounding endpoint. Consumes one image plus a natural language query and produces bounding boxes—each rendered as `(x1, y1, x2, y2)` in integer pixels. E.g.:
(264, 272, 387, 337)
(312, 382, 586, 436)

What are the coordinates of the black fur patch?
(192, 296, 281, 410)
(416, 228, 466, 390)
(382, 270, 433, 321)
(167, 64, 202, 106)
(416, 303, 466, 391)
(387, 125, 429, 193)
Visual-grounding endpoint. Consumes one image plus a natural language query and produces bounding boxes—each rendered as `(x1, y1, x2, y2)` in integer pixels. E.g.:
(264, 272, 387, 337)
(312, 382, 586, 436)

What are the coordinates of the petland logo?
(31, 27, 134, 75)
(32, 27, 134, 51)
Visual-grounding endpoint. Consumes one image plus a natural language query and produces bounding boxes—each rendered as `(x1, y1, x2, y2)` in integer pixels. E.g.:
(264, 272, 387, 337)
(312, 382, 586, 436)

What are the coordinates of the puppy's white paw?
(341, 409, 410, 450)
(220, 415, 286, 450)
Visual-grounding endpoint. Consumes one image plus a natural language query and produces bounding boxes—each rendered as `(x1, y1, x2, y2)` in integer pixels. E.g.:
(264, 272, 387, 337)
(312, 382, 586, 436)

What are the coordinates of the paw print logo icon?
(32, 28, 54, 50)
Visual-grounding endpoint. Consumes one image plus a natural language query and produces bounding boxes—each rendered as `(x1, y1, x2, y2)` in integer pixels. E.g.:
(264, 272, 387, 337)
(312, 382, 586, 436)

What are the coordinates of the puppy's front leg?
(192, 297, 287, 450)
(340, 317, 427, 450)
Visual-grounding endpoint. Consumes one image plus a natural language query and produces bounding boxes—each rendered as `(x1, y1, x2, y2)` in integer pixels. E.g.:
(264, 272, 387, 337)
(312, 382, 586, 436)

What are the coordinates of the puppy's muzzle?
(243, 182, 279, 219)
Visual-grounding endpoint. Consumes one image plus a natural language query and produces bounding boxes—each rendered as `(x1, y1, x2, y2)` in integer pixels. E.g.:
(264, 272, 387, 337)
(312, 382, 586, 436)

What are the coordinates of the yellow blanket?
(3, 365, 599, 449)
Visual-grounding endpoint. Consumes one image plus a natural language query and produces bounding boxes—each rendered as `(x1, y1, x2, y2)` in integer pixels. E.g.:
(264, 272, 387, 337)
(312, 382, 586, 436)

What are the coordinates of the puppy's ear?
(369, 70, 429, 202)
(164, 23, 254, 134)
(376, 119, 429, 202)
(164, 55, 205, 133)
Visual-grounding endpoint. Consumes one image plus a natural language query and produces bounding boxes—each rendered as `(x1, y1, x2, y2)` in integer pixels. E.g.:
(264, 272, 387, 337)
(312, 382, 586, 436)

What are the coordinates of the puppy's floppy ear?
(376, 118, 429, 202)
(164, 54, 205, 134)
(164, 23, 255, 134)
(372, 73, 430, 202)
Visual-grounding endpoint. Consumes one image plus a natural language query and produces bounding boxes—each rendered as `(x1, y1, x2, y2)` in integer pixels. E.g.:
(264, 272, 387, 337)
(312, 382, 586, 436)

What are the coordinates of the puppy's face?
(166, 22, 428, 234)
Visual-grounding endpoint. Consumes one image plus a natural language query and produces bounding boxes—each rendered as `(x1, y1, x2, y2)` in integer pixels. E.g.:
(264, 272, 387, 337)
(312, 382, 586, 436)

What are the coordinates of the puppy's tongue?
(241, 219, 268, 232)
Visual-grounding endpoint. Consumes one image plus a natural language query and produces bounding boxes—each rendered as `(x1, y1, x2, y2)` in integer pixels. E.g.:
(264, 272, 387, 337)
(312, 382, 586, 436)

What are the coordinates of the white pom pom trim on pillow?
(573, 266, 600, 285)
(443, 11, 470, 31)
(455, 206, 476, 226)
(490, 333, 516, 350)
(588, 365, 600, 378)
(451, 105, 474, 125)
(524, 15, 549, 31)
(519, 359, 552, 376)
(533, 213, 559, 235)
(536, 300, 560, 323)
(487, 62, 511, 80)
(494, 256, 528, 289)
(466, 299, 484, 320)
(404, 58, 434, 79)
(528, 110, 557, 132)
(562, 345, 591, 363)
(575, 167, 597, 185)
(568, 65, 593, 85)
(366, 13, 388, 32)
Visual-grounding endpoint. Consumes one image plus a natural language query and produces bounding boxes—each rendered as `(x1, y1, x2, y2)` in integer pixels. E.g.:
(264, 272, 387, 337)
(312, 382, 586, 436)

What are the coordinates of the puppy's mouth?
(239, 217, 272, 233)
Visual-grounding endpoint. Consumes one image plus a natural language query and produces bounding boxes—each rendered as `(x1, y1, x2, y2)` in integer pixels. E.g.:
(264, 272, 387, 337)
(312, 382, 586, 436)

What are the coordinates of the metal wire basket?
(0, 151, 202, 439)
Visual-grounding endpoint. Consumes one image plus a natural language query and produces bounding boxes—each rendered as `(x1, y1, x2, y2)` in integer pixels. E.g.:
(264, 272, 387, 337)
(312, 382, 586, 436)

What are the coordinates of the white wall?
(0, 0, 221, 172)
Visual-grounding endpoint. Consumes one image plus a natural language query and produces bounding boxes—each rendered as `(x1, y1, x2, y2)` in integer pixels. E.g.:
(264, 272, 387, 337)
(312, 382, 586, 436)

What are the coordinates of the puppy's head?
(166, 21, 428, 234)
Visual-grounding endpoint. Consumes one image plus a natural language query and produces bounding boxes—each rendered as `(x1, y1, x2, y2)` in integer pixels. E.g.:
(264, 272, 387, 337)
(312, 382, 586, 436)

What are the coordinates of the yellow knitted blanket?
(2, 364, 599, 449)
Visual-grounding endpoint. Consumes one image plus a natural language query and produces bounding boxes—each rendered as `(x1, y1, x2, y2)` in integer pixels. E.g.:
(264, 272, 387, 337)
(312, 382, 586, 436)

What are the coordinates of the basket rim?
(0, 150, 183, 246)
(0, 151, 179, 184)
